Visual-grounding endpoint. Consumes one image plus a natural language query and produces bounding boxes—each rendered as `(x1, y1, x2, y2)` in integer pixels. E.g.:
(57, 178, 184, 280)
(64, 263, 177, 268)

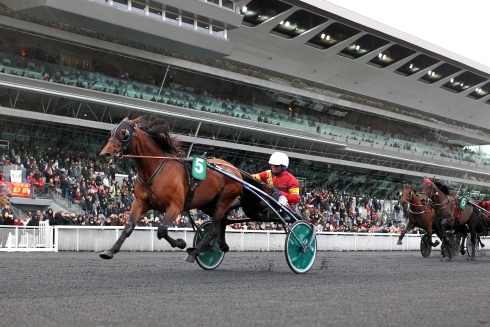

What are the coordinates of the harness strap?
(182, 158, 198, 211)
(137, 160, 166, 208)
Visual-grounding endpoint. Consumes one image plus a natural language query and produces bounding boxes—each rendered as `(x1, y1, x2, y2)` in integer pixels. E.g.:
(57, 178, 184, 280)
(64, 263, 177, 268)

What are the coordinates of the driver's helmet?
(269, 152, 289, 168)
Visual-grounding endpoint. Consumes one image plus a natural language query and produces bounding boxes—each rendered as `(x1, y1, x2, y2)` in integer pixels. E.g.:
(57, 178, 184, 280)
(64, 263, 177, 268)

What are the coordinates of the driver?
(253, 152, 300, 211)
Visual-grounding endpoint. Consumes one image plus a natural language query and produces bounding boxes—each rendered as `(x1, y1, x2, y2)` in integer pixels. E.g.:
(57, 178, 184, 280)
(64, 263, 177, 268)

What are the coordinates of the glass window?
(181, 16, 194, 30)
(222, 0, 234, 10)
(131, 1, 146, 15)
(212, 25, 225, 38)
(207, 0, 219, 5)
(197, 21, 209, 34)
(149, 6, 162, 19)
(165, 11, 179, 25)
(112, 0, 128, 10)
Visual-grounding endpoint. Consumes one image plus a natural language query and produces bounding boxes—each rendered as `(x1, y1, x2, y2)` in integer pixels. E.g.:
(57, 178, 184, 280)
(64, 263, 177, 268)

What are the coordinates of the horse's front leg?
(460, 233, 467, 255)
(157, 206, 186, 249)
(397, 221, 414, 245)
(100, 201, 147, 259)
(425, 226, 440, 247)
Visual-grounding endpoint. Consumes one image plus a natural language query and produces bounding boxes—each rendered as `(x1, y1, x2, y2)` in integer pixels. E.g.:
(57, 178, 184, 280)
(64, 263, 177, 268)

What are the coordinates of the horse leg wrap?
(122, 223, 135, 238)
(157, 225, 168, 240)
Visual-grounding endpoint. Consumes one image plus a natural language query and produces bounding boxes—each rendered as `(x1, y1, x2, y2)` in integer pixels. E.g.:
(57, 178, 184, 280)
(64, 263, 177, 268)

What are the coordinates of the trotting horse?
(99, 117, 269, 262)
(397, 184, 441, 249)
(419, 178, 479, 260)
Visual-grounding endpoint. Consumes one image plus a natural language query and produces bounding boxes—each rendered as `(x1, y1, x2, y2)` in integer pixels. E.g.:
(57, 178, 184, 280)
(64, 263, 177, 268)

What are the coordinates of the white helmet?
(269, 152, 289, 168)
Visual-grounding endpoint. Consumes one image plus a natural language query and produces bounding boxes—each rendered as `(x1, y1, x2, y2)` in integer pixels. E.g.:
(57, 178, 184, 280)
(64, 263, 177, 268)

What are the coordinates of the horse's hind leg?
(218, 214, 230, 253)
(157, 207, 186, 249)
(478, 235, 485, 248)
(185, 220, 221, 263)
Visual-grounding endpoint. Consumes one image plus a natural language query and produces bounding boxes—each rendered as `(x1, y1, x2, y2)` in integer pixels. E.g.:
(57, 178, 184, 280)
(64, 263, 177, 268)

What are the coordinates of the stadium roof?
(228, 0, 490, 130)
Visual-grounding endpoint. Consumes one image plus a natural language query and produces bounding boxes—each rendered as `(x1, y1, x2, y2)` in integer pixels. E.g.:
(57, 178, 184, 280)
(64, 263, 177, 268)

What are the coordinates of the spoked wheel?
(193, 221, 225, 270)
(465, 233, 478, 258)
(285, 221, 317, 274)
(420, 234, 431, 258)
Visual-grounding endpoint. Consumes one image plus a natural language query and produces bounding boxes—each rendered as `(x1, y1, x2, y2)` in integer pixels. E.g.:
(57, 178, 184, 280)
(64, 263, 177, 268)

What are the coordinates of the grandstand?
(1, 0, 490, 199)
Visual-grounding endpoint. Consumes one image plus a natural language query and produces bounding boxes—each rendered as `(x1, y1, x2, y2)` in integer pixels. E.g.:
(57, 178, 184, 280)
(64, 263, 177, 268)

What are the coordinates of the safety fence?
(5, 224, 484, 253)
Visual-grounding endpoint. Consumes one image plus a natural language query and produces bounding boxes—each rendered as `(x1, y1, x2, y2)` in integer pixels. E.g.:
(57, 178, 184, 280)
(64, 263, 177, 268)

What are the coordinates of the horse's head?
(418, 178, 438, 205)
(400, 184, 415, 205)
(100, 117, 141, 163)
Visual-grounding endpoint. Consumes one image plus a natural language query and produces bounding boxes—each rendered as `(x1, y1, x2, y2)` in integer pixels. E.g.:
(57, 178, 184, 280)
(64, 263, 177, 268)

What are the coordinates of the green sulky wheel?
(285, 221, 317, 274)
(193, 221, 225, 270)
(420, 234, 431, 258)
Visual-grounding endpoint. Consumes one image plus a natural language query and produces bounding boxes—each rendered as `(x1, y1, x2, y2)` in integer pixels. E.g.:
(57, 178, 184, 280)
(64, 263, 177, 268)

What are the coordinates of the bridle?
(108, 120, 137, 160)
(402, 187, 428, 215)
(419, 181, 453, 212)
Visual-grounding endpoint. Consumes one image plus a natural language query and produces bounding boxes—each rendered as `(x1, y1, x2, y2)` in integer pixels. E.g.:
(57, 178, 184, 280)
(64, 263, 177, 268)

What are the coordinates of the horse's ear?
(131, 116, 142, 125)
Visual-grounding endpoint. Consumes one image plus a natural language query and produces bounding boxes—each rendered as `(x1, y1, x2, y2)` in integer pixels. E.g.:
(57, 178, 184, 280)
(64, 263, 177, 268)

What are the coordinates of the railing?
(5, 225, 486, 253)
(0, 222, 54, 252)
(48, 188, 85, 215)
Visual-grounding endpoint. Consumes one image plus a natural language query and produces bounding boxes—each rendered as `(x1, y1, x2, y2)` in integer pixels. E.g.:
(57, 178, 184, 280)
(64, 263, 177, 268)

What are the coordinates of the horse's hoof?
(184, 248, 197, 263)
(433, 240, 440, 247)
(396, 241, 402, 245)
(184, 254, 196, 263)
(176, 238, 186, 249)
(443, 257, 451, 262)
(481, 244, 486, 248)
(100, 250, 113, 259)
(220, 243, 230, 253)
(460, 250, 466, 256)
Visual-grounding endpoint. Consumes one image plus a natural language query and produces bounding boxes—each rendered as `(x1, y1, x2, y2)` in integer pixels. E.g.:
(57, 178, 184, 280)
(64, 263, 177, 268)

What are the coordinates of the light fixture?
(461, 83, 464, 87)
(382, 54, 386, 59)
(355, 45, 360, 51)
(285, 21, 290, 27)
(450, 78, 454, 83)
(326, 35, 330, 40)
(428, 71, 432, 75)
(321, 33, 325, 39)
(378, 53, 382, 58)
(280, 21, 283, 24)
(409, 64, 413, 69)
(242, 6, 247, 12)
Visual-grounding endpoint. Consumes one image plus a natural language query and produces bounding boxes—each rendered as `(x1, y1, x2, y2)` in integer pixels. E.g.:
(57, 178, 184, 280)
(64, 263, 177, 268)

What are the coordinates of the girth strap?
(137, 160, 166, 208)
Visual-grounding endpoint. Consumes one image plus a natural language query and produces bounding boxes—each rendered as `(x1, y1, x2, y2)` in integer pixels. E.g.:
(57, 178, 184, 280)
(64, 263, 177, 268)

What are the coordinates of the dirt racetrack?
(1, 250, 490, 327)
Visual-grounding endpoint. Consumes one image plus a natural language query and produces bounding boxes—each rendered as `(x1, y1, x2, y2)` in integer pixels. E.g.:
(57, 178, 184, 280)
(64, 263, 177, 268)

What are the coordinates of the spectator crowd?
(0, 138, 417, 235)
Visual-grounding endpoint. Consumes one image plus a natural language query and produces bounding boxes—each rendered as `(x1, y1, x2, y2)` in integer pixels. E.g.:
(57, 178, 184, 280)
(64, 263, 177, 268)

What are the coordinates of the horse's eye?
(122, 129, 130, 141)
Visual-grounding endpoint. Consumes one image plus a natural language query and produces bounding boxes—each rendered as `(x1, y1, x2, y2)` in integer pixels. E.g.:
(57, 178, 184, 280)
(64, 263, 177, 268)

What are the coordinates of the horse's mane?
(137, 118, 182, 155)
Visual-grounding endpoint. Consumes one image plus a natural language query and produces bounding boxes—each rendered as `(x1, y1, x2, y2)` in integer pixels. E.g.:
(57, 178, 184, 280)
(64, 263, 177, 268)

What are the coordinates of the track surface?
(1, 250, 490, 327)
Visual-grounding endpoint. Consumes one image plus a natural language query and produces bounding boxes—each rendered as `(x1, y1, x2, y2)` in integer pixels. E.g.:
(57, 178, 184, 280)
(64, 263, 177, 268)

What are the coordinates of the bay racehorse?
(397, 184, 440, 249)
(99, 117, 270, 262)
(419, 178, 479, 260)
